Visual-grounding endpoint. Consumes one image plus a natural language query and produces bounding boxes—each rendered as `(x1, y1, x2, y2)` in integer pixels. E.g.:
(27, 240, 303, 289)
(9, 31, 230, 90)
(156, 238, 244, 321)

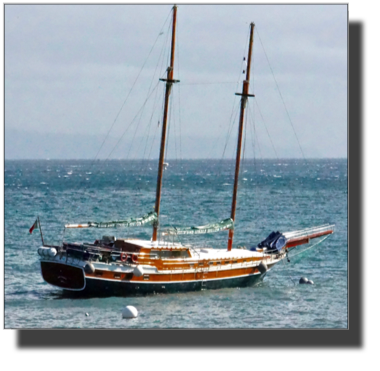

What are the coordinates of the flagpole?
(37, 216, 45, 246)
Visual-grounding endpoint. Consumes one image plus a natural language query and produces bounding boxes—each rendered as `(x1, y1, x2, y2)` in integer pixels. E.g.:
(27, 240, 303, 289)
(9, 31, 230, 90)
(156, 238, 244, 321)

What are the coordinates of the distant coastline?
(5, 128, 348, 160)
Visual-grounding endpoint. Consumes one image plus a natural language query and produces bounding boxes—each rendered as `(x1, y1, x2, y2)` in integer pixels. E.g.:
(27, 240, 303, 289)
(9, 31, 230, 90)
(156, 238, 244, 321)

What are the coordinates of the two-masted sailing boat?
(36, 6, 334, 296)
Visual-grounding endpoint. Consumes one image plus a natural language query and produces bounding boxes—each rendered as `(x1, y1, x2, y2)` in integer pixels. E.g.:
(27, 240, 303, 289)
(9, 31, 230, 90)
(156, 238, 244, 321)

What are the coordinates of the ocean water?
(4, 158, 347, 329)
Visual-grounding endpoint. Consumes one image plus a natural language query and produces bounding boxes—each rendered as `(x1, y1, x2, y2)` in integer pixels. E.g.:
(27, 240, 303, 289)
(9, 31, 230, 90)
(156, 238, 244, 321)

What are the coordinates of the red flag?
(29, 219, 38, 234)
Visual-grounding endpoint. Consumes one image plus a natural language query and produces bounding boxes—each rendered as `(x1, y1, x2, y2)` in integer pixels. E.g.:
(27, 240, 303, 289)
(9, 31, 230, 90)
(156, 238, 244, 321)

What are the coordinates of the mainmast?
(153, 5, 179, 241)
(227, 22, 255, 251)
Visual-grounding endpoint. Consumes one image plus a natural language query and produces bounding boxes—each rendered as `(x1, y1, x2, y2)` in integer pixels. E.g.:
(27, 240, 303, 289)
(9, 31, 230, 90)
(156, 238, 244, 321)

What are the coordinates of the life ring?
(132, 254, 138, 263)
(120, 253, 127, 262)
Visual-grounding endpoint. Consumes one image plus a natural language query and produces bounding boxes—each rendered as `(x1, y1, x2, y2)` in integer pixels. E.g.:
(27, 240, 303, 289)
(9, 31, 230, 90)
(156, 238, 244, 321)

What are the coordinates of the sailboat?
(36, 6, 334, 296)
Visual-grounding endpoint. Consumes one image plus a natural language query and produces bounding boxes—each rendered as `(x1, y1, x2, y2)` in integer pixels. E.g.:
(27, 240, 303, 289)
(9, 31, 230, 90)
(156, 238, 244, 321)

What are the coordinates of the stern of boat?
(40, 260, 86, 291)
(38, 247, 86, 291)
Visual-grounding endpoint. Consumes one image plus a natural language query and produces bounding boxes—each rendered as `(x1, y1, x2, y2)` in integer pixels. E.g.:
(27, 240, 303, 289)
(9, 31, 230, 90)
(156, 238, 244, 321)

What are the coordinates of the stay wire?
(129, 21, 173, 163)
(256, 27, 306, 160)
(93, 9, 172, 163)
(64, 10, 172, 215)
(213, 26, 251, 184)
(104, 81, 161, 160)
(241, 104, 249, 218)
(176, 34, 184, 211)
(250, 104, 263, 159)
(140, 30, 170, 163)
(181, 81, 236, 85)
(251, 100, 279, 159)
(289, 235, 329, 258)
(136, 39, 170, 162)
(146, 80, 168, 165)
(143, 25, 173, 183)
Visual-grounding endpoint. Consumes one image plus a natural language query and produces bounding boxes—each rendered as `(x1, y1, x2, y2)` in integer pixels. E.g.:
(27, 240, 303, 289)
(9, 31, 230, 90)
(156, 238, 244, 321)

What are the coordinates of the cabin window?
(155, 250, 189, 259)
(150, 251, 159, 259)
(216, 261, 221, 265)
(199, 262, 204, 267)
(172, 251, 183, 258)
(143, 274, 150, 280)
(233, 260, 238, 264)
(95, 271, 103, 277)
(208, 261, 214, 265)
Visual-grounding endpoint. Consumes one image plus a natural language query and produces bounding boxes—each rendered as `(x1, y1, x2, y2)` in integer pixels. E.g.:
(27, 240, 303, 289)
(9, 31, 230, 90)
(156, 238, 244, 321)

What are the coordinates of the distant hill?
(4, 128, 347, 160)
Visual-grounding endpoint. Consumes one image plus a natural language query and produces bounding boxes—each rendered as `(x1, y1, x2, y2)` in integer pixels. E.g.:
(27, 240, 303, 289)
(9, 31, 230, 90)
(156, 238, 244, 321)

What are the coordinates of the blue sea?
(4, 158, 347, 329)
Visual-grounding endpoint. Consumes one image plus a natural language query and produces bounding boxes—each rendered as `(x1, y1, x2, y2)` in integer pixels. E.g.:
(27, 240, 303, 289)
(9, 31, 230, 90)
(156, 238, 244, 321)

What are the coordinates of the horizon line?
(4, 157, 348, 161)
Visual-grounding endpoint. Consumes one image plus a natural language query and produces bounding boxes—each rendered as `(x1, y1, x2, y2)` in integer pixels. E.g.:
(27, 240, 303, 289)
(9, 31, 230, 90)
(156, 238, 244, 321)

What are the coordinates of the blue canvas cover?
(251, 231, 287, 253)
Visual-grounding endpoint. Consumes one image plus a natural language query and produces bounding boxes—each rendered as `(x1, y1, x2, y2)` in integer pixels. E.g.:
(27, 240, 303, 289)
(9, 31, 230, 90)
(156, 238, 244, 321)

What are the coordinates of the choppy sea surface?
(4, 158, 347, 329)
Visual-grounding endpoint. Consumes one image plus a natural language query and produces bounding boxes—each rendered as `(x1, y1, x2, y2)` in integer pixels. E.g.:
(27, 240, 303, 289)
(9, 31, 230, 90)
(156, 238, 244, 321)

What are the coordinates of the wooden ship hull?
(40, 259, 267, 296)
(39, 224, 333, 296)
(40, 251, 280, 296)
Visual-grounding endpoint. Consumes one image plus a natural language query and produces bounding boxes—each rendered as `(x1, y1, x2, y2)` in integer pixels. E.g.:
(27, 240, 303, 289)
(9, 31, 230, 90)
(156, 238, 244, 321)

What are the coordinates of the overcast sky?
(5, 3, 347, 159)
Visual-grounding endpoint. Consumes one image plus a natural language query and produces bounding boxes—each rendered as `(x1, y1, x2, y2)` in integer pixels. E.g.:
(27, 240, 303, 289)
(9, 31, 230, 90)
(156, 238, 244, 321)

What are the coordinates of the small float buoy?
(85, 313, 89, 317)
(84, 262, 95, 274)
(38, 247, 57, 257)
(122, 306, 138, 319)
(299, 277, 309, 284)
(306, 280, 314, 285)
(133, 265, 144, 277)
(47, 248, 57, 257)
(258, 261, 268, 274)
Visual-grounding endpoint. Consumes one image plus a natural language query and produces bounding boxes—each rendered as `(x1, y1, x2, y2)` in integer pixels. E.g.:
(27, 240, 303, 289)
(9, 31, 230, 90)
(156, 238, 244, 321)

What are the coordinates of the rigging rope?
(256, 27, 306, 160)
(93, 9, 172, 162)
(180, 81, 237, 85)
(240, 104, 249, 223)
(249, 100, 279, 159)
(104, 81, 160, 160)
(288, 235, 329, 258)
(248, 97, 263, 159)
(176, 35, 184, 213)
(63, 9, 174, 227)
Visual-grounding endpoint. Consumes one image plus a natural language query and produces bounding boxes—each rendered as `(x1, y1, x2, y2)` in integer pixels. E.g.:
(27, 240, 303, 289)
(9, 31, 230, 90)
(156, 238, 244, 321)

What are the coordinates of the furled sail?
(65, 211, 157, 229)
(165, 218, 234, 235)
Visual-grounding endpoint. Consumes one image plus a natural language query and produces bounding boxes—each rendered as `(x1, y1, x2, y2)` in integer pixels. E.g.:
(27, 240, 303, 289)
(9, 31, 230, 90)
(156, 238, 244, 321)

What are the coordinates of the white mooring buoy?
(122, 306, 138, 319)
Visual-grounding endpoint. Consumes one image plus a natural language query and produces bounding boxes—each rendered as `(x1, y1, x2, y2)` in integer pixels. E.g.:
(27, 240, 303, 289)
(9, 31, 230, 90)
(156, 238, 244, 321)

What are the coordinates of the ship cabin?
(62, 236, 192, 265)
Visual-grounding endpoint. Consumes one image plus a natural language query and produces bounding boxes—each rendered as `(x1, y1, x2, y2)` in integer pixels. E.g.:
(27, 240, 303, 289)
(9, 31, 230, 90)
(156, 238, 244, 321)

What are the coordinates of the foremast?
(153, 5, 179, 242)
(228, 22, 255, 251)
